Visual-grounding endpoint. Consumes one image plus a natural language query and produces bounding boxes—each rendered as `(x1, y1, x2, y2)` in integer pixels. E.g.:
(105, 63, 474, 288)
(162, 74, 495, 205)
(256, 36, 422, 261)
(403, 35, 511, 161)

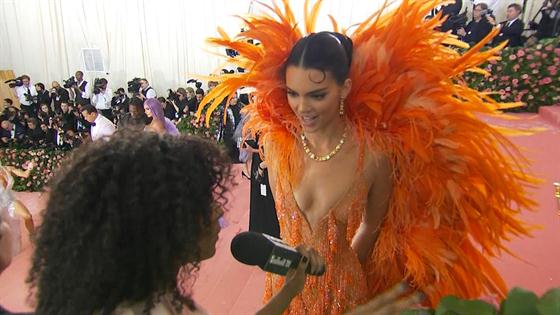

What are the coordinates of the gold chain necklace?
(300, 128, 347, 162)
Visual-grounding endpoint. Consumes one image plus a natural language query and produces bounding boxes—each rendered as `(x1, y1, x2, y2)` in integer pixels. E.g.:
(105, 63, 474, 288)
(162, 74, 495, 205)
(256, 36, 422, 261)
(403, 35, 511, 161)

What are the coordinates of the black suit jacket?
(493, 19, 524, 47)
(463, 19, 493, 46)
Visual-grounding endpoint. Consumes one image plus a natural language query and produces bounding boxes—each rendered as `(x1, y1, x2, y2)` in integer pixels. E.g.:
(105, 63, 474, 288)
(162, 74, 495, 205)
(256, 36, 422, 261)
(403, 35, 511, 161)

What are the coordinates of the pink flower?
(549, 66, 557, 72)
(528, 95, 535, 100)
(501, 76, 510, 81)
(516, 50, 525, 57)
(545, 45, 553, 51)
(529, 63, 537, 68)
(512, 64, 521, 72)
(542, 53, 548, 59)
(527, 55, 534, 60)
(489, 59, 497, 64)
(535, 51, 542, 56)
(532, 69, 539, 74)
(509, 54, 517, 61)
(505, 86, 511, 91)
(521, 74, 529, 79)
(500, 95, 507, 100)
(555, 48, 560, 56)
(499, 89, 506, 95)
(542, 77, 552, 84)
(512, 79, 519, 85)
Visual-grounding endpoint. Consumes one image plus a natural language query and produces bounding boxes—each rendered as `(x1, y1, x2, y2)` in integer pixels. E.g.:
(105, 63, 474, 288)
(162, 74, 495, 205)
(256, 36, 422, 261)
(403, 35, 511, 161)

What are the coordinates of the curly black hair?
(27, 130, 233, 315)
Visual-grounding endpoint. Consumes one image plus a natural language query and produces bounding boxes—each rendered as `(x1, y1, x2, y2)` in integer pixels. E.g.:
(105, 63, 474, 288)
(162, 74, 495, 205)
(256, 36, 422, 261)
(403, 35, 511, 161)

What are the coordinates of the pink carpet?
(1, 114, 559, 314)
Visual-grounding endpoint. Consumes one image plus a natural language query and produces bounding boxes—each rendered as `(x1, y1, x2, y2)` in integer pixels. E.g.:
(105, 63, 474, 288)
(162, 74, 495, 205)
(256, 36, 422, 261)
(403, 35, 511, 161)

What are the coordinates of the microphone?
(230, 231, 325, 276)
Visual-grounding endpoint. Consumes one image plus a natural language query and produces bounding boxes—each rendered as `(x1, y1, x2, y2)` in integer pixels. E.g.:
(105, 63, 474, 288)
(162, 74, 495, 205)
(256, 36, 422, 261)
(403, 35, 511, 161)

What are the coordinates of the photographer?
(72, 71, 91, 106)
(139, 78, 156, 99)
(91, 78, 113, 119)
(158, 96, 178, 121)
(531, 0, 560, 40)
(35, 82, 51, 110)
(12, 75, 37, 115)
(489, 3, 525, 47)
(457, 3, 493, 46)
(24, 117, 46, 148)
(57, 102, 77, 132)
(50, 81, 70, 113)
(111, 87, 130, 114)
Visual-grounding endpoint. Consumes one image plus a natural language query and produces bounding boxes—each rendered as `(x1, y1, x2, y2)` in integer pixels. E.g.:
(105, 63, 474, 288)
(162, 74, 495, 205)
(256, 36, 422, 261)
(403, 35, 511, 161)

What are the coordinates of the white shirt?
(76, 80, 91, 99)
(15, 84, 37, 106)
(91, 114, 116, 141)
(91, 87, 112, 110)
(142, 86, 157, 99)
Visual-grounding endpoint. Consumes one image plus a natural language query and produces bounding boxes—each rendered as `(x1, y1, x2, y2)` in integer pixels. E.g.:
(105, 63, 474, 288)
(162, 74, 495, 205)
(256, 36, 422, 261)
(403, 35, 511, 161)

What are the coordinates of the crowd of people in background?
(1, 70, 248, 161)
(436, 0, 559, 47)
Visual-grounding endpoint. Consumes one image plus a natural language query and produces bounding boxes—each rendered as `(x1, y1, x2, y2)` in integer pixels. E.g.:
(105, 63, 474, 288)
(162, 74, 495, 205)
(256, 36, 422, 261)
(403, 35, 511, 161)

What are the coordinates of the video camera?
(92, 78, 104, 95)
(187, 79, 203, 90)
(4, 76, 25, 88)
(127, 78, 142, 93)
(481, 9, 494, 17)
(63, 76, 77, 89)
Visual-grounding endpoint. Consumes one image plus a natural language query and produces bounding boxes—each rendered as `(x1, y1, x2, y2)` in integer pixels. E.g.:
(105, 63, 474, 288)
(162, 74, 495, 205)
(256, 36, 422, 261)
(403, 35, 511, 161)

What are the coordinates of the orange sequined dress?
(264, 166, 371, 314)
(197, 0, 538, 312)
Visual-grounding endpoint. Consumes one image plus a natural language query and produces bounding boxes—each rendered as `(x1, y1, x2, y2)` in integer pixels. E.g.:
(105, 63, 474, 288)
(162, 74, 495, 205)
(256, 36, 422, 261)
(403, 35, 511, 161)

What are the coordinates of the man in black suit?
(489, 3, 525, 47)
(458, 2, 494, 46)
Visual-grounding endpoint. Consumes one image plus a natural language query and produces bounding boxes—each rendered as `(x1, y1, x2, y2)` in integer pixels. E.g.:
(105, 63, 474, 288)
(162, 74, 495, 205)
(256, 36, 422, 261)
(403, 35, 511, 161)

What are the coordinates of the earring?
(339, 98, 345, 116)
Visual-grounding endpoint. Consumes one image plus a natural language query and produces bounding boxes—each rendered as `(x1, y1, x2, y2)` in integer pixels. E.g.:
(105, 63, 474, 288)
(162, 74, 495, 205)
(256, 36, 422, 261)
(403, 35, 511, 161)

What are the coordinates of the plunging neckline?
(288, 173, 365, 234)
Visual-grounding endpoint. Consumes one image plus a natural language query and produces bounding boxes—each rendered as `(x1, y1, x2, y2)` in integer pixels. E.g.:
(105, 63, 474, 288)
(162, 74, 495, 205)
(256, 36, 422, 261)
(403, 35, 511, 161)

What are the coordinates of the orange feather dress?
(197, 0, 537, 313)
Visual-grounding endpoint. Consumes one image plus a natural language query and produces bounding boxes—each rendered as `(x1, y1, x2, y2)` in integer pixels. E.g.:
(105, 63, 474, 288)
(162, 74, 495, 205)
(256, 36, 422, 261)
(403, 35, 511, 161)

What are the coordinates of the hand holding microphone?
(230, 231, 325, 276)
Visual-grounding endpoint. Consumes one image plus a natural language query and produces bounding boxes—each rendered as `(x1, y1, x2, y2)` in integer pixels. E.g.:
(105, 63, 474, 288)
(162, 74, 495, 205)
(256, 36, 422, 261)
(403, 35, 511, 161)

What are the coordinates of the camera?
(4, 76, 25, 88)
(63, 76, 77, 89)
(187, 79, 203, 89)
(167, 89, 180, 103)
(92, 78, 104, 95)
(481, 9, 494, 17)
(127, 78, 142, 93)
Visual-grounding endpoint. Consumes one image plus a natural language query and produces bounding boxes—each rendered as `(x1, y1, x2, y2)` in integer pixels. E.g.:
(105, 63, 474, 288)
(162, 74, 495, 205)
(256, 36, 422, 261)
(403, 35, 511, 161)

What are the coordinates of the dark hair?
(35, 83, 45, 90)
(508, 3, 522, 12)
(21, 75, 30, 81)
(28, 131, 233, 315)
(195, 89, 204, 96)
(157, 96, 167, 104)
(28, 118, 39, 126)
(476, 3, 489, 11)
(3, 98, 13, 105)
(129, 97, 144, 108)
(76, 71, 84, 76)
(99, 78, 108, 85)
(284, 31, 353, 84)
(81, 105, 98, 114)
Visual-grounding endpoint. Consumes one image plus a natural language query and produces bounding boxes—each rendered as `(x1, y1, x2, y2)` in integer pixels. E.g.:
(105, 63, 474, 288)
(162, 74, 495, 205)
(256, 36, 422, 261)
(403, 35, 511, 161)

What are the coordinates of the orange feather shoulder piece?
(197, 0, 538, 305)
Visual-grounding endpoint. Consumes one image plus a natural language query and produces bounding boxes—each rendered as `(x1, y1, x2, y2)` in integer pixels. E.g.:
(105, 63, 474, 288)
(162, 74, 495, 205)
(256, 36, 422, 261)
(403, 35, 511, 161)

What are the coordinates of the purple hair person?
(143, 98, 179, 136)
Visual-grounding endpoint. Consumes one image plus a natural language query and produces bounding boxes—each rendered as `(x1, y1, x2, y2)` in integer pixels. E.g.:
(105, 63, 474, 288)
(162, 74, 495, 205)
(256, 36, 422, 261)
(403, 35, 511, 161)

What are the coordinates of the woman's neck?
(302, 118, 346, 155)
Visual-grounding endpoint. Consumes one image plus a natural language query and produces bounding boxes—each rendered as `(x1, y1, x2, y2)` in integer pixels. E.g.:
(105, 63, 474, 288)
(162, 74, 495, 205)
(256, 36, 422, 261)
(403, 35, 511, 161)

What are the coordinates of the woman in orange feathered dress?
(198, 1, 537, 313)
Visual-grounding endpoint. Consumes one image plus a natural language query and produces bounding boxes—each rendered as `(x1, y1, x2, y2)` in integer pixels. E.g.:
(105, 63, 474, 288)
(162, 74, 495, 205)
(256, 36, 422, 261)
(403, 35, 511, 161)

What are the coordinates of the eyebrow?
(286, 87, 328, 95)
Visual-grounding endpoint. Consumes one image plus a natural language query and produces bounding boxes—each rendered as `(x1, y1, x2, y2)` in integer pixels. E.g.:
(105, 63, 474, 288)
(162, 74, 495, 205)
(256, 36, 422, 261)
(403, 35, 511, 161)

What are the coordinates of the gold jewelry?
(339, 98, 345, 116)
(301, 127, 347, 162)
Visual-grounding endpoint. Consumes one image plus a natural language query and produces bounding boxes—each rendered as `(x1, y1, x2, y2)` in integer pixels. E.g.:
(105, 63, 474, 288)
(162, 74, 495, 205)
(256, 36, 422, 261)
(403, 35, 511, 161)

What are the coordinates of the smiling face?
(285, 66, 351, 133)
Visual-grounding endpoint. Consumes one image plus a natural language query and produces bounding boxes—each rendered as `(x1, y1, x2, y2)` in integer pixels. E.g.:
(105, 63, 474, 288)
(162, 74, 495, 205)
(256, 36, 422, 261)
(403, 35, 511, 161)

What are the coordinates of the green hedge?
(464, 38, 560, 112)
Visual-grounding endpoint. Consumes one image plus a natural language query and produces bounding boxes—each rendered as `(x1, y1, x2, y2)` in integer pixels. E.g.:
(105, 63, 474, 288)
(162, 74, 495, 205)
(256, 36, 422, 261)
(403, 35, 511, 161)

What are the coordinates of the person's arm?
(147, 89, 157, 99)
(351, 154, 393, 265)
(255, 246, 323, 315)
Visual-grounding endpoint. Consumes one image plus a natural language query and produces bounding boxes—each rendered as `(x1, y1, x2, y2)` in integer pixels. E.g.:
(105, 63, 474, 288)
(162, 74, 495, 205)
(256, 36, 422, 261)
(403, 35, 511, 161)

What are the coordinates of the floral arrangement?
(403, 287, 560, 315)
(463, 38, 560, 112)
(0, 147, 69, 192)
(176, 106, 223, 141)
